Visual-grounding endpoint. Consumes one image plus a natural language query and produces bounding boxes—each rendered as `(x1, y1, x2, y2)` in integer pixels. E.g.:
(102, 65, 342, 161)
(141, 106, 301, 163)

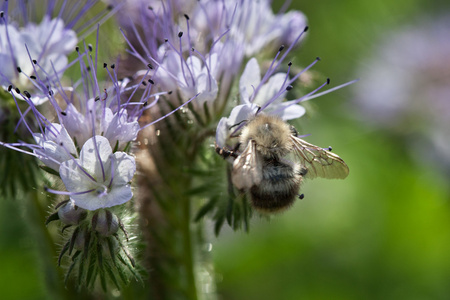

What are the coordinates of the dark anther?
(7, 85, 12, 92)
(304, 26, 309, 32)
(327, 146, 333, 151)
(278, 45, 285, 52)
(17, 67, 22, 73)
(141, 81, 147, 86)
(0, 11, 3, 18)
(24, 91, 31, 98)
(49, 90, 54, 96)
(164, 38, 168, 43)
(75, 46, 79, 52)
(148, 79, 154, 84)
(299, 194, 305, 200)
(326, 78, 330, 84)
(61, 111, 67, 116)
(30, 75, 36, 80)
(286, 85, 293, 91)
(168, 90, 173, 95)
(94, 96, 100, 101)
(147, 63, 153, 69)
(103, 63, 107, 68)
(143, 101, 148, 106)
(178, 31, 183, 38)
(106, 4, 114, 10)
(32, 59, 37, 64)
(111, 64, 115, 69)
(88, 44, 93, 52)
(86, 66, 91, 72)
(316, 57, 321, 61)
(148, 6, 153, 10)
(15, 87, 20, 94)
(288, 61, 292, 66)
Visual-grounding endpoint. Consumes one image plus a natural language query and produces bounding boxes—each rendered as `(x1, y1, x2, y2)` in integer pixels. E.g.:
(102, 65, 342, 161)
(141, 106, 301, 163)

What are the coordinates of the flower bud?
(92, 209, 119, 236)
(57, 200, 87, 225)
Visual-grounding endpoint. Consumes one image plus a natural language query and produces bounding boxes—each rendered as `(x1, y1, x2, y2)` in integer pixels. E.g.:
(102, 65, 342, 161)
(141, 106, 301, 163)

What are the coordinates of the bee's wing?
(232, 140, 263, 190)
(290, 135, 349, 179)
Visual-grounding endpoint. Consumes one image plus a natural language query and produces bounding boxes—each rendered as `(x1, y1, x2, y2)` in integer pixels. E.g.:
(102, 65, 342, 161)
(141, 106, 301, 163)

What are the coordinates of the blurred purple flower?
(353, 15, 450, 173)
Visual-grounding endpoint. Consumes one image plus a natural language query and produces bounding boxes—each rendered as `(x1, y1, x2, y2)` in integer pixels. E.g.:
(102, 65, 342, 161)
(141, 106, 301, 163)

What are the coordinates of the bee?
(216, 114, 349, 212)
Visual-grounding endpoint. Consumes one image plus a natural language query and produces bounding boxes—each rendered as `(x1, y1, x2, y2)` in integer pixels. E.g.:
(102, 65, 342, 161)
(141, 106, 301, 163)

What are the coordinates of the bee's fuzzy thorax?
(239, 114, 293, 159)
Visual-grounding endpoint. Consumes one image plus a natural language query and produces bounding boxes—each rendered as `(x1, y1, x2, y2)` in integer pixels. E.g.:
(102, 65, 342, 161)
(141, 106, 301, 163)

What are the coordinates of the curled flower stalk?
(0, 18, 191, 290)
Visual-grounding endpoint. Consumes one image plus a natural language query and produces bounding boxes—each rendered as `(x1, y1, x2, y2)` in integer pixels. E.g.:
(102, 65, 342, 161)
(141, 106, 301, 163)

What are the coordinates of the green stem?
(182, 193, 198, 300)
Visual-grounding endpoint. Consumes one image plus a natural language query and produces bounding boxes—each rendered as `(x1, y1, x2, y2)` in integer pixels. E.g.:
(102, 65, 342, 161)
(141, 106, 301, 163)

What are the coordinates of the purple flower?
(190, 0, 307, 56)
(353, 15, 450, 173)
(59, 135, 135, 210)
(215, 53, 357, 149)
(0, 15, 77, 91)
(0, 0, 114, 103)
(33, 123, 77, 171)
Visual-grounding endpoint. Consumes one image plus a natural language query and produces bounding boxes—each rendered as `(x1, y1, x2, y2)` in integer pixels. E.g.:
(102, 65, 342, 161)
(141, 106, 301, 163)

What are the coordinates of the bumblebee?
(216, 114, 349, 212)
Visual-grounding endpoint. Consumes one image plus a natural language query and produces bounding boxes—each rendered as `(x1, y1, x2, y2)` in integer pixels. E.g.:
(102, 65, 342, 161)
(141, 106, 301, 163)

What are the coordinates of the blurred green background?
(1, 0, 450, 299)
(212, 0, 450, 299)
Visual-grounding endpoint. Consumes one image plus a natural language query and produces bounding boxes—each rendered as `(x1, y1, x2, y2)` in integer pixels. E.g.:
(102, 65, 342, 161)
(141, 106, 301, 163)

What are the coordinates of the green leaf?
(104, 261, 121, 290)
(39, 165, 60, 176)
(214, 213, 225, 236)
(45, 211, 59, 225)
(194, 197, 218, 222)
(58, 241, 70, 266)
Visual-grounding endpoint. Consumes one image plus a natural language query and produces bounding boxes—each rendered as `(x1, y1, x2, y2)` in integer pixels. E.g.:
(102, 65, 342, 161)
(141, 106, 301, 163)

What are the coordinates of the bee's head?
(239, 114, 292, 159)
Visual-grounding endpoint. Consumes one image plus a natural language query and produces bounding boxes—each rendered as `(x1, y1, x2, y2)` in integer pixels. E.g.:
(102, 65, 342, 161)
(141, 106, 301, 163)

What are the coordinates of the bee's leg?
(232, 142, 241, 152)
(215, 143, 239, 159)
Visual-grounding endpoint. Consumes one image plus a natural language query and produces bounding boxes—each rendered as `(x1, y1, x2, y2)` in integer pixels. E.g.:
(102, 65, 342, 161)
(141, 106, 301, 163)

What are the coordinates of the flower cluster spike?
(0, 0, 198, 290)
(0, 0, 356, 295)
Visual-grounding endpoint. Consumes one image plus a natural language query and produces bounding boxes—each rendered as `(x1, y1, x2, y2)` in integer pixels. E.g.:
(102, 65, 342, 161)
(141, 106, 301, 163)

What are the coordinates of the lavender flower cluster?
(0, 0, 353, 292)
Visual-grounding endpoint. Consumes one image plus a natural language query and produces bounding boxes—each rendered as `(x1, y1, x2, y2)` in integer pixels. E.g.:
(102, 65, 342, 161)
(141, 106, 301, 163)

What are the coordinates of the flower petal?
(79, 136, 112, 180)
(239, 58, 261, 103)
(110, 152, 136, 185)
(60, 159, 96, 193)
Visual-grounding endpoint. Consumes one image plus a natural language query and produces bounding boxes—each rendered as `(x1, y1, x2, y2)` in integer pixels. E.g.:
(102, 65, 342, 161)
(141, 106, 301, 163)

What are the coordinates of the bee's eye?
(299, 168, 308, 176)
